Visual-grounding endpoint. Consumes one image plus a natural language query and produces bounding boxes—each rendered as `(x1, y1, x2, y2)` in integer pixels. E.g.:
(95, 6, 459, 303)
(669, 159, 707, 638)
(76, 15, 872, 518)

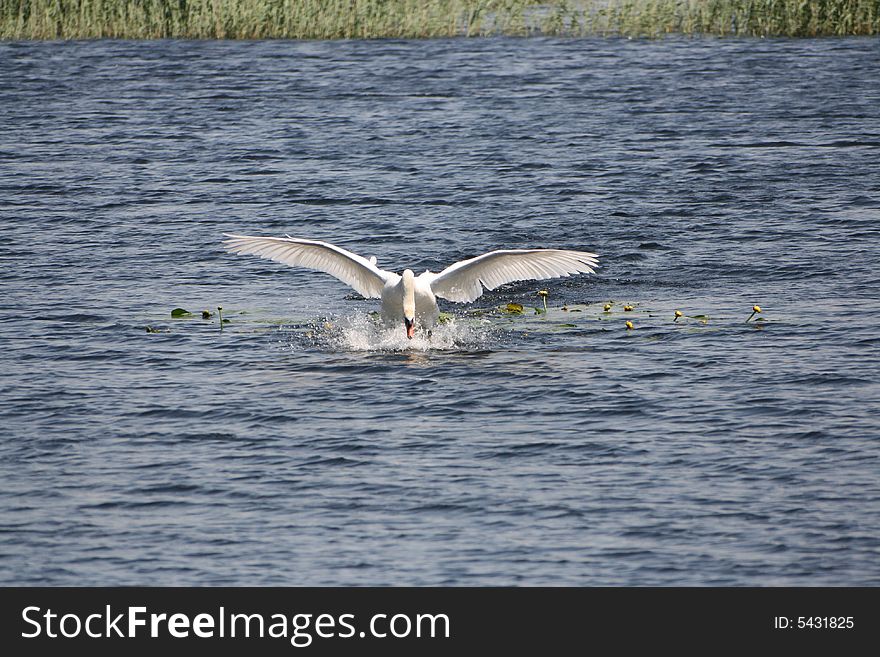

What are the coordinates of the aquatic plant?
(537, 289, 549, 313)
(1, 1, 878, 39)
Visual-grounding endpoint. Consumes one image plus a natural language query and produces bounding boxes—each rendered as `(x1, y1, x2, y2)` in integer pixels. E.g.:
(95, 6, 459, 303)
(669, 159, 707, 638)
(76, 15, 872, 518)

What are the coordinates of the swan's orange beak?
(404, 317, 415, 339)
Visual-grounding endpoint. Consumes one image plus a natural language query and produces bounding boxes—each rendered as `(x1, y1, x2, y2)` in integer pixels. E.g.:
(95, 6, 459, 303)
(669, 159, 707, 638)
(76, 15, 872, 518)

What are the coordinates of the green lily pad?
(503, 303, 524, 314)
(171, 308, 192, 318)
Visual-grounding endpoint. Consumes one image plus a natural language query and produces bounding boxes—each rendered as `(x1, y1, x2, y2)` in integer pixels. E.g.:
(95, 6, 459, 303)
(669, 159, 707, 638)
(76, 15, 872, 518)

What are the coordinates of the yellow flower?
(603, 303, 612, 312)
(674, 310, 683, 318)
(536, 289, 549, 312)
(753, 305, 762, 313)
(623, 305, 633, 312)
(625, 321, 634, 330)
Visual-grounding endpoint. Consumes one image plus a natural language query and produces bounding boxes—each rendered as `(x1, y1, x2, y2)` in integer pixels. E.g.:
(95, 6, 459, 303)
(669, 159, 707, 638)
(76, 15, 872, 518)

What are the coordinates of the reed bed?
(1, 0, 878, 39)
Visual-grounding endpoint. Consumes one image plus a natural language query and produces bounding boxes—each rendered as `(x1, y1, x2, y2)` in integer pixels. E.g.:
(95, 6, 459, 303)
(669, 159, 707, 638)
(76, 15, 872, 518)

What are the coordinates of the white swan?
(223, 234, 599, 338)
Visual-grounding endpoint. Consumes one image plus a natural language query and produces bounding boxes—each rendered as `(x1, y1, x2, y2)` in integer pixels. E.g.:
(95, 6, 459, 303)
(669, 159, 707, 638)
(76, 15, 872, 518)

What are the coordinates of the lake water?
(1, 37, 878, 586)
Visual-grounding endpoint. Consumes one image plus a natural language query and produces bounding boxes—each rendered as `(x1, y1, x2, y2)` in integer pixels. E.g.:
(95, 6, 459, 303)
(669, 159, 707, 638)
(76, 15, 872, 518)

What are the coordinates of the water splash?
(286, 312, 497, 352)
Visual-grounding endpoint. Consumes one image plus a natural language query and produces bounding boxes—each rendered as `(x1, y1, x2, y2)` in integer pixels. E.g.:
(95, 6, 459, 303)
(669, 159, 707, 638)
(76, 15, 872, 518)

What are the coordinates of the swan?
(223, 234, 599, 338)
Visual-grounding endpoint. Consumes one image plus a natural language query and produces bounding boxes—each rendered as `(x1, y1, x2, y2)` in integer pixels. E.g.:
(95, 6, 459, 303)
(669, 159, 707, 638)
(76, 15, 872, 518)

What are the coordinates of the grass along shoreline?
(1, 0, 879, 40)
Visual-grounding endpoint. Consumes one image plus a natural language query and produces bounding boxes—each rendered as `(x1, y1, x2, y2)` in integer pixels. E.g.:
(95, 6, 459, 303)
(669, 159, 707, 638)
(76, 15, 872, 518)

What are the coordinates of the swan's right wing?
(223, 234, 394, 299)
(429, 249, 599, 303)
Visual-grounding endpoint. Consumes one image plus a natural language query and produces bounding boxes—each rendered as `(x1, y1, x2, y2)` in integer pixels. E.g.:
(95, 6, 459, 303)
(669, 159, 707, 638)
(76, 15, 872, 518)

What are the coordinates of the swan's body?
(379, 268, 439, 337)
(223, 234, 598, 338)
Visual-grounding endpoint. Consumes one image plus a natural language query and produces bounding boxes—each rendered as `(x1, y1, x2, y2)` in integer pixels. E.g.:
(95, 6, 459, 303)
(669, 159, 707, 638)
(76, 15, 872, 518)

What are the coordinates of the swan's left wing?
(429, 249, 599, 303)
(223, 234, 394, 298)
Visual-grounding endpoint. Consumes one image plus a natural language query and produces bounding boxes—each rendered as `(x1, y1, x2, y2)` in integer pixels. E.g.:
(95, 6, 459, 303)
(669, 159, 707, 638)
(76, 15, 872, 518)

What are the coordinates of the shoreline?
(3, 0, 879, 41)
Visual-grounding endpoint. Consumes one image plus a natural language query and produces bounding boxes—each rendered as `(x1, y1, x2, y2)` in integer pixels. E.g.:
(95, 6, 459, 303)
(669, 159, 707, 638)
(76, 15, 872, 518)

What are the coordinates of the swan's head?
(402, 269, 416, 339)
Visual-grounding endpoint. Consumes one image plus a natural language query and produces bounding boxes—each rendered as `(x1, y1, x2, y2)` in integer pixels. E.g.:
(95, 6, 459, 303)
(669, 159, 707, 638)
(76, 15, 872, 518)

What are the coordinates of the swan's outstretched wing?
(429, 249, 599, 303)
(223, 234, 395, 299)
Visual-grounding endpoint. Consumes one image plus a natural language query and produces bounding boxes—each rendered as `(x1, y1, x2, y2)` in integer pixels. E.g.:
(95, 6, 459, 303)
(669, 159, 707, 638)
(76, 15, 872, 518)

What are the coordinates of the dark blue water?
(1, 37, 879, 586)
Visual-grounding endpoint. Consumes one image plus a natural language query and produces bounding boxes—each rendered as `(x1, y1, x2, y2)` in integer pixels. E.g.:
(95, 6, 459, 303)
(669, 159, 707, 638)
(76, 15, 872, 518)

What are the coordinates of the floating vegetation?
(2, 1, 878, 39)
(623, 304, 634, 312)
(173, 306, 233, 323)
(668, 309, 710, 324)
(746, 305, 762, 322)
(142, 299, 772, 347)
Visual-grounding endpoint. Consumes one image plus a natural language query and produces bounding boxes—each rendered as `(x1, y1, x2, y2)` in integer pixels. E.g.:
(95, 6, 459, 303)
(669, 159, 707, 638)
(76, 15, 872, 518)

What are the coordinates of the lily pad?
(503, 303, 524, 314)
(171, 308, 192, 318)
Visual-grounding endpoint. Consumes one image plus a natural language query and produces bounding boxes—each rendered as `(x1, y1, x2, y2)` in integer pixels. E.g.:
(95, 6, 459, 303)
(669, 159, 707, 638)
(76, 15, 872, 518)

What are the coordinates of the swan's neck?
(402, 269, 415, 319)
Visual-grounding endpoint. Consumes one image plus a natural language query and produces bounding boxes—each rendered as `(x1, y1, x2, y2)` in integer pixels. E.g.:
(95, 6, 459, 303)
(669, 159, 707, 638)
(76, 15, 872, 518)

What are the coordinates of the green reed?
(1, 1, 878, 39)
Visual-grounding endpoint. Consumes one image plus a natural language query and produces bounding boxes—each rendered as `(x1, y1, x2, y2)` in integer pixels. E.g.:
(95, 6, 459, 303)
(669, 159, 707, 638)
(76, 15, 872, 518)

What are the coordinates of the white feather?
(428, 249, 599, 303)
(222, 234, 394, 299)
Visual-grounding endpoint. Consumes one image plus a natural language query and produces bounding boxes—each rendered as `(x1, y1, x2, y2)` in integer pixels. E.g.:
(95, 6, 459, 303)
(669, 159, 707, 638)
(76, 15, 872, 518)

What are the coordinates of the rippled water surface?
(2, 37, 879, 585)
